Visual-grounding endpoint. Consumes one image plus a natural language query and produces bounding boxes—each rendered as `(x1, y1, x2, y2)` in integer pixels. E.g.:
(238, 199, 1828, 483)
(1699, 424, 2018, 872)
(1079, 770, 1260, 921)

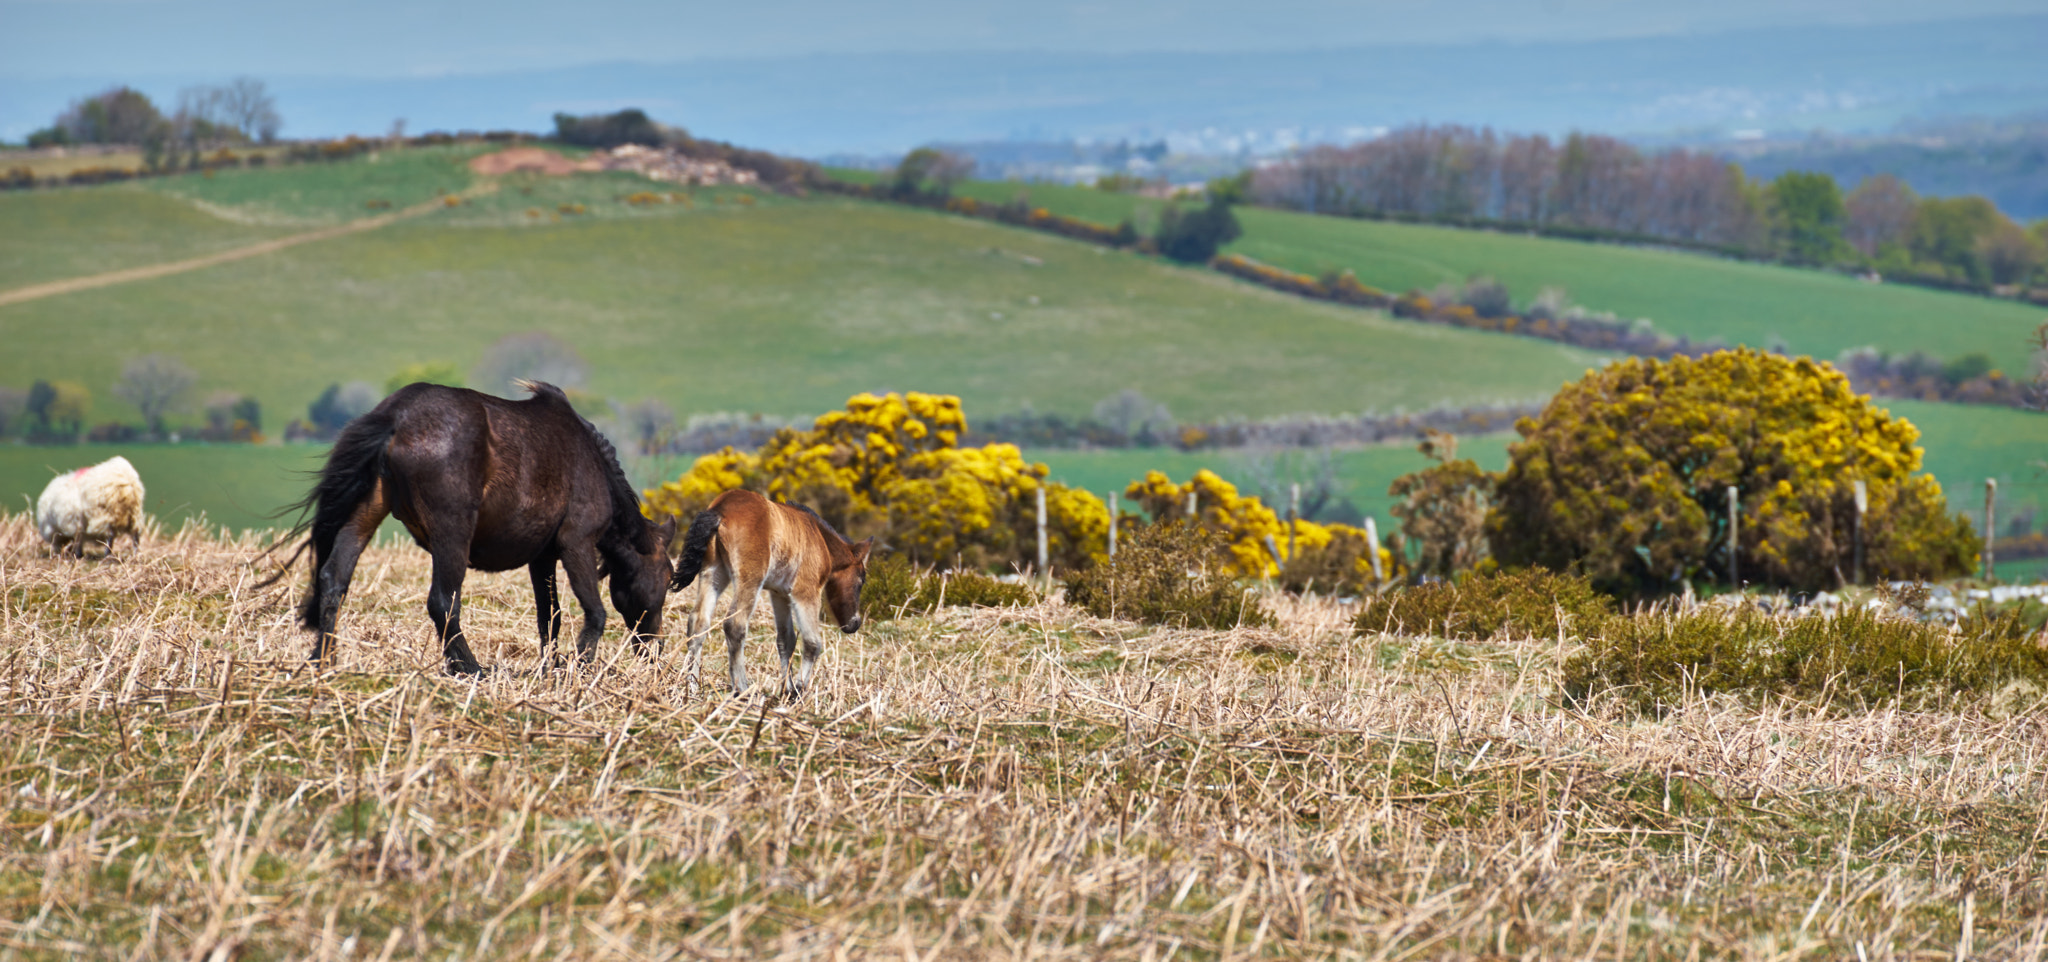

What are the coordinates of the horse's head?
(825, 538, 875, 634)
(612, 515, 679, 643)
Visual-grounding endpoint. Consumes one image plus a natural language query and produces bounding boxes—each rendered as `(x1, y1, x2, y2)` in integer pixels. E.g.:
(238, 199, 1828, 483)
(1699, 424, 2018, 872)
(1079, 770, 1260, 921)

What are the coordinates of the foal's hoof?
(445, 662, 489, 679)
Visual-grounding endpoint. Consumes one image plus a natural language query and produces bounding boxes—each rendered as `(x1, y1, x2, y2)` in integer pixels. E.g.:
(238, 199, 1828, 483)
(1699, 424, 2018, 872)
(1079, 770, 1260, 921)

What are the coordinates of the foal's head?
(824, 538, 876, 634)
(611, 516, 679, 642)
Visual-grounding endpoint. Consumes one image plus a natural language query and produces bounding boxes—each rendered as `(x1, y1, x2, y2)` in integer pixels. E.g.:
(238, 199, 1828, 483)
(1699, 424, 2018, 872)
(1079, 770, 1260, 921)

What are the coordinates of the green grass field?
(0, 187, 291, 290)
(0, 168, 1601, 431)
(945, 178, 2047, 376)
(2, 153, 2041, 579)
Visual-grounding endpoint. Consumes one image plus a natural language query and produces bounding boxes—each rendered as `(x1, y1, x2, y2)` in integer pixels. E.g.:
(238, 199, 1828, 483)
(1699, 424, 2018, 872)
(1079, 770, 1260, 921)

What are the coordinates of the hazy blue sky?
(2, 0, 2039, 78)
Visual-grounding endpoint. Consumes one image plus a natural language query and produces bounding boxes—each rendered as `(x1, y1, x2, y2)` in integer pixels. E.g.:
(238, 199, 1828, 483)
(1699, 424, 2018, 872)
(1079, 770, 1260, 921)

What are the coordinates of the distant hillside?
(944, 179, 2047, 377)
(0, 146, 1599, 434)
(1734, 121, 2048, 221)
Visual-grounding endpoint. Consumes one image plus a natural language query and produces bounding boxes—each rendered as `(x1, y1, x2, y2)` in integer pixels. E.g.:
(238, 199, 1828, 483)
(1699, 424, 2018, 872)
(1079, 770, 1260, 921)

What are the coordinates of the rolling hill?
(0, 147, 2041, 567)
(946, 179, 2048, 376)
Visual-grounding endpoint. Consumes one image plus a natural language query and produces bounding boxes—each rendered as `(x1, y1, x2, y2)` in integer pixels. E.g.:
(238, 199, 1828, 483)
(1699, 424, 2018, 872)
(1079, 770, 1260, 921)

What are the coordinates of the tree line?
(1251, 125, 2048, 297)
(20, 80, 282, 173)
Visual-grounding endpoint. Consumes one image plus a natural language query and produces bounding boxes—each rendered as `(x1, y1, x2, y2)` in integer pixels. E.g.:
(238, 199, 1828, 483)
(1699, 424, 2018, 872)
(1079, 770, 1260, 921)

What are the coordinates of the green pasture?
(0, 187, 291, 290)
(140, 144, 487, 226)
(943, 178, 2045, 375)
(0, 167, 1601, 432)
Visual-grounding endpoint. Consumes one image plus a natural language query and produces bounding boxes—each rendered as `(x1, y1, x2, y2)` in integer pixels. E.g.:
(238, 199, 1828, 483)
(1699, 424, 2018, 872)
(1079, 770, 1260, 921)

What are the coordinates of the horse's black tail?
(671, 509, 722, 589)
(277, 412, 397, 629)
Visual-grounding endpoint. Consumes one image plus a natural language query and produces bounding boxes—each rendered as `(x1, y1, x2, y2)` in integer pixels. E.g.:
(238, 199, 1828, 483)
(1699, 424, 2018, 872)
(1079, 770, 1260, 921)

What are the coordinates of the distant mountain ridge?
(4, 15, 2043, 154)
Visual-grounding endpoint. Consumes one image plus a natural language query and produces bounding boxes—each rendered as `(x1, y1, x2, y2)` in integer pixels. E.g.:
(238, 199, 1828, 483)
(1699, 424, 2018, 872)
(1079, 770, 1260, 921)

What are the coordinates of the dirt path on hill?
(0, 186, 491, 310)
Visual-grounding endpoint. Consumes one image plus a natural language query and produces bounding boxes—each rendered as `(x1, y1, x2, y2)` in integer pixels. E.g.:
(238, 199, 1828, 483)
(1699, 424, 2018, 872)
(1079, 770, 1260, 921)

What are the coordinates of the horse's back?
(373, 382, 613, 569)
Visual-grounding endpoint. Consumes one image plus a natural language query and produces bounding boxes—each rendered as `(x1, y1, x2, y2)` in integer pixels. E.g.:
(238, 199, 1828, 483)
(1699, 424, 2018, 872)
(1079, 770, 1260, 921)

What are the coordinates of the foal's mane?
(785, 501, 855, 554)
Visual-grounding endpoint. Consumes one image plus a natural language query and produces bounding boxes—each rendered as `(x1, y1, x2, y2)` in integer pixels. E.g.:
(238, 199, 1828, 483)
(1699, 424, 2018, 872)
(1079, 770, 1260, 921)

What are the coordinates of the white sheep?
(36, 456, 146, 559)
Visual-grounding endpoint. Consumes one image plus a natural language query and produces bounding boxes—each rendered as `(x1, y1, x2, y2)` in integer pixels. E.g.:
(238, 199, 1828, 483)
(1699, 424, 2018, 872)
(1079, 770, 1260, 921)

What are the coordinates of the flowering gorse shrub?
(644, 392, 1108, 571)
(1124, 469, 1399, 587)
(1489, 348, 1978, 596)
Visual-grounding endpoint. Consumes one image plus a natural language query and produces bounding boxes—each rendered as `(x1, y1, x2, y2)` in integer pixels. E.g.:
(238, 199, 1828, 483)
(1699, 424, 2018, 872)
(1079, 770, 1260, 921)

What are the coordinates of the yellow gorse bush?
(644, 393, 1108, 571)
(1489, 348, 1978, 595)
(1124, 469, 1395, 584)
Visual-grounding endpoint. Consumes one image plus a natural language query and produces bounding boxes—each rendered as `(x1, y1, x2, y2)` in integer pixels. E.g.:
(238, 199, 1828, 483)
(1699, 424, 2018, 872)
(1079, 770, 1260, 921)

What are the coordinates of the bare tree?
(217, 77, 282, 143)
(1092, 389, 1175, 445)
(1844, 174, 1918, 259)
(473, 332, 589, 398)
(114, 354, 196, 437)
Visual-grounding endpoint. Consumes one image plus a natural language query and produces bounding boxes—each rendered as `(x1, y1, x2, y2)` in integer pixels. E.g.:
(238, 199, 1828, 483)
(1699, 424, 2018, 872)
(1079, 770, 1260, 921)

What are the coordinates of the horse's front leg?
(769, 591, 798, 696)
(559, 548, 608, 665)
(529, 557, 563, 668)
(426, 544, 482, 676)
(786, 589, 828, 701)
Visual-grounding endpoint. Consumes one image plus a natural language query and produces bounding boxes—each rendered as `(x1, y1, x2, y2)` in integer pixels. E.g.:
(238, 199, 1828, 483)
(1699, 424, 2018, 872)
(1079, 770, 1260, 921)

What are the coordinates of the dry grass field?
(2, 512, 2045, 959)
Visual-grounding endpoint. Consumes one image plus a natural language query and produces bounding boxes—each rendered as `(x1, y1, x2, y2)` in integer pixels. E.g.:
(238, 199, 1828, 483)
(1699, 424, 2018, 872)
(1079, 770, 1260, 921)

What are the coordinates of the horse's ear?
(854, 538, 874, 567)
(657, 515, 678, 542)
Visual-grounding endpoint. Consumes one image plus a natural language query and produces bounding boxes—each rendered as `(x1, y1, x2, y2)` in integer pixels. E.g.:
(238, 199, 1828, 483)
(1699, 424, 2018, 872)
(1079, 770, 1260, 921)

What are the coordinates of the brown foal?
(672, 489, 873, 698)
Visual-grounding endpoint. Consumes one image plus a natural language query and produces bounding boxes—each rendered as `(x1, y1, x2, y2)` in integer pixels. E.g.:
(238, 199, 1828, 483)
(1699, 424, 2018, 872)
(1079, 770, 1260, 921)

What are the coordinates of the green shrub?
(1065, 521, 1274, 629)
(1564, 605, 2048, 714)
(862, 555, 1037, 621)
(1354, 568, 1615, 640)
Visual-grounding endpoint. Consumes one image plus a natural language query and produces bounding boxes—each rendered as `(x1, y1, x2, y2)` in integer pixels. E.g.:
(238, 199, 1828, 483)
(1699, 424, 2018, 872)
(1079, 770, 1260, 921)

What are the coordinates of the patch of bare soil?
(467, 147, 604, 176)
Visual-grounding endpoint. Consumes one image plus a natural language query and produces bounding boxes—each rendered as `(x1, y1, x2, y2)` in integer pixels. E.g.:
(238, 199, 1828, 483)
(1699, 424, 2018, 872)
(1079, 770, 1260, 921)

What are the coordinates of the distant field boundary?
(827, 177, 2048, 412)
(0, 188, 481, 310)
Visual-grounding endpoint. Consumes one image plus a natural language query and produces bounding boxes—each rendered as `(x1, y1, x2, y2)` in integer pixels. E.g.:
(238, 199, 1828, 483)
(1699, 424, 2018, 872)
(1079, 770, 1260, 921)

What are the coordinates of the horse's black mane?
(524, 382, 649, 553)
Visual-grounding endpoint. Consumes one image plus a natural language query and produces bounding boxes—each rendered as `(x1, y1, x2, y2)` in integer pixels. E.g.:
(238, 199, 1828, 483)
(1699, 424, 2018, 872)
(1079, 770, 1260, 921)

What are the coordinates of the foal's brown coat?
(673, 490, 873, 697)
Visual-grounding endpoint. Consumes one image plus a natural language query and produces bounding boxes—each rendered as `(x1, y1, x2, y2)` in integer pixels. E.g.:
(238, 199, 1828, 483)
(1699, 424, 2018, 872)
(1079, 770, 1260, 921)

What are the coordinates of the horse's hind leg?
(722, 575, 764, 695)
(686, 565, 729, 688)
(529, 556, 563, 668)
(559, 546, 608, 666)
(313, 501, 387, 666)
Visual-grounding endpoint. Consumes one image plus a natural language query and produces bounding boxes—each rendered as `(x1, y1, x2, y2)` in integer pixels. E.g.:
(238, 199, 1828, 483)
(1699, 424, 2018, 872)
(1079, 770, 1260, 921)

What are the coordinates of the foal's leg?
(721, 574, 765, 695)
(558, 546, 609, 665)
(686, 565, 729, 688)
(529, 556, 563, 667)
(314, 500, 388, 667)
(769, 591, 799, 696)
(787, 592, 829, 700)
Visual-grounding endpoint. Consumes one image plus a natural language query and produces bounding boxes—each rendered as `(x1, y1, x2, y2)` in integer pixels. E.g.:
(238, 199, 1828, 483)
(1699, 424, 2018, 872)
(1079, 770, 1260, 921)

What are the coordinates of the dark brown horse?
(673, 489, 872, 698)
(277, 381, 676, 674)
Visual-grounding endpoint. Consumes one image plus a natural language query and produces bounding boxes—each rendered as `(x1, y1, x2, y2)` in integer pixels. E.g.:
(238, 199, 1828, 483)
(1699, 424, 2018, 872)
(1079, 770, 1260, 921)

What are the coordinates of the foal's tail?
(267, 412, 398, 629)
(671, 509, 722, 589)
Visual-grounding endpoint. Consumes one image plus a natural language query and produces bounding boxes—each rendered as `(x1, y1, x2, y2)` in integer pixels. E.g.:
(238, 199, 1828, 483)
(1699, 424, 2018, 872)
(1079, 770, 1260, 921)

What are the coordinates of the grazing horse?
(673, 489, 873, 698)
(277, 381, 676, 674)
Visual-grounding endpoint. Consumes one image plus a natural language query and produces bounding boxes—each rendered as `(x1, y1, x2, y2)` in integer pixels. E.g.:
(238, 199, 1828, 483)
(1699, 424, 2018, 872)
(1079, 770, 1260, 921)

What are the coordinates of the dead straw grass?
(0, 511, 2044, 959)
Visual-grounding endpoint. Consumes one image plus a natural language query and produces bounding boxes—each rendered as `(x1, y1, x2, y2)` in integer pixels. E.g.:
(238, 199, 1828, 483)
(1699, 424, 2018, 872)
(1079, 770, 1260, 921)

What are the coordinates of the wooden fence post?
(1287, 483, 1300, 561)
(1852, 479, 1867, 587)
(1035, 485, 1048, 589)
(1727, 486, 1739, 589)
(1185, 490, 1198, 519)
(1107, 491, 1118, 559)
(1364, 517, 1383, 585)
(1985, 478, 1997, 582)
